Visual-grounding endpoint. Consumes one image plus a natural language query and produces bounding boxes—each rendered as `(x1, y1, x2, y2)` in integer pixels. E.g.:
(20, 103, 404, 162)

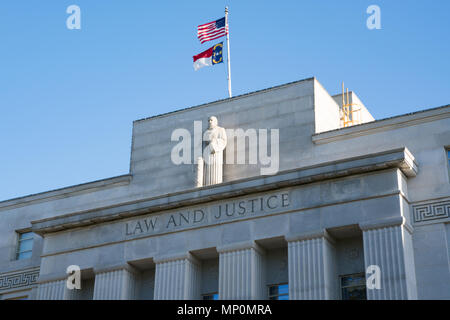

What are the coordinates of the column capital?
(93, 263, 139, 276)
(153, 252, 200, 265)
(217, 240, 265, 255)
(359, 216, 413, 234)
(285, 229, 335, 244)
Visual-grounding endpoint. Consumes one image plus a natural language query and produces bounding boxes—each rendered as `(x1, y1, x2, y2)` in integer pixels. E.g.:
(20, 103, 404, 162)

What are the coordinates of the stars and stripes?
(193, 8, 232, 97)
(197, 17, 228, 44)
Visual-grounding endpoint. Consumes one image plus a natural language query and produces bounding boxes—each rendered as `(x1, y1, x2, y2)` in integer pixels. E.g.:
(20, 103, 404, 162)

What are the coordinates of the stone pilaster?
(154, 253, 201, 300)
(93, 266, 138, 300)
(36, 279, 67, 300)
(361, 217, 417, 299)
(286, 231, 336, 300)
(218, 242, 266, 300)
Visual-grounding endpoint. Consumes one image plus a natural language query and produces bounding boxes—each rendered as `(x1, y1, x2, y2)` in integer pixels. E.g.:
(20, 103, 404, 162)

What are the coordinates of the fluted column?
(218, 242, 265, 300)
(93, 266, 138, 300)
(64, 286, 83, 300)
(287, 232, 336, 300)
(154, 253, 201, 300)
(36, 279, 67, 300)
(361, 219, 417, 300)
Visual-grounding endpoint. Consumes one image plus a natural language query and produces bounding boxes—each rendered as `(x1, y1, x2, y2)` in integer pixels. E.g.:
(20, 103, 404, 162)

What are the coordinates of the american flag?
(197, 17, 228, 44)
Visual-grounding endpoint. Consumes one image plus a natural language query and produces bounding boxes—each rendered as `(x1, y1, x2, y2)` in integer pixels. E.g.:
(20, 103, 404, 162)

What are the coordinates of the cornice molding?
(312, 105, 450, 145)
(0, 174, 132, 212)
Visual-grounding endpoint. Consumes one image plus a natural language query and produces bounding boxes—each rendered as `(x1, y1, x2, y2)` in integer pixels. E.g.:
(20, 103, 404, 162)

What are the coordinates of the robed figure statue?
(199, 116, 227, 186)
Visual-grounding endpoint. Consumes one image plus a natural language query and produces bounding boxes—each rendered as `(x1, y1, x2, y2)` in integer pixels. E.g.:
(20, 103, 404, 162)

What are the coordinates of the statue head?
(208, 116, 218, 129)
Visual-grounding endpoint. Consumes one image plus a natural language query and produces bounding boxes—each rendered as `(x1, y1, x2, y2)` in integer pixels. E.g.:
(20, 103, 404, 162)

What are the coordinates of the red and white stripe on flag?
(193, 46, 214, 71)
(197, 17, 228, 44)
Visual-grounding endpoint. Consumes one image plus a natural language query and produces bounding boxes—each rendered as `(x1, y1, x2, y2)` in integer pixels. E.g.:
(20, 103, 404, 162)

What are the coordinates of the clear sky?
(0, 0, 449, 201)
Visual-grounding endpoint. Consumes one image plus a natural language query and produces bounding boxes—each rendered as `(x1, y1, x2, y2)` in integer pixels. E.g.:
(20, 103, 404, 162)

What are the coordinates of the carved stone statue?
(197, 116, 227, 186)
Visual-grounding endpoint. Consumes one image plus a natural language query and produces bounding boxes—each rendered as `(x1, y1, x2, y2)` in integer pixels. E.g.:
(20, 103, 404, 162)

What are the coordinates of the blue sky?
(0, 0, 449, 201)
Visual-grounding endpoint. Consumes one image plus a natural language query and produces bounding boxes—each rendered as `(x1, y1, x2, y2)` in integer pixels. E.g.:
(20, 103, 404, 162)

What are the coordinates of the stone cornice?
(31, 147, 417, 236)
(312, 104, 450, 145)
(0, 174, 132, 212)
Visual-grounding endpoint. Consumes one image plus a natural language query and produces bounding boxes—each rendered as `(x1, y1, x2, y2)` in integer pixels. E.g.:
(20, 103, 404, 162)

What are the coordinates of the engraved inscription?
(125, 192, 290, 237)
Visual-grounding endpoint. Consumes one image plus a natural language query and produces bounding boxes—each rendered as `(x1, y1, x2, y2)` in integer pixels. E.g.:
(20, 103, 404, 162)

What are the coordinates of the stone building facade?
(1, 77, 449, 300)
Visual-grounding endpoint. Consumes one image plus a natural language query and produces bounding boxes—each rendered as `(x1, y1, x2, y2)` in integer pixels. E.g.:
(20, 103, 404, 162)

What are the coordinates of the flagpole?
(225, 6, 232, 98)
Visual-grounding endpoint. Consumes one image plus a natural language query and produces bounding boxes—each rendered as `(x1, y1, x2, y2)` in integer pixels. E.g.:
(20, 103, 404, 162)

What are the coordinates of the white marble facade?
(1, 78, 450, 300)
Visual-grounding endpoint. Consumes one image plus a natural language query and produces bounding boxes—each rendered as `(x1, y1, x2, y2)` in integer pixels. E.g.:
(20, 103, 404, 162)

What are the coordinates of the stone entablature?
(31, 147, 417, 237)
(33, 148, 415, 281)
(1, 77, 449, 300)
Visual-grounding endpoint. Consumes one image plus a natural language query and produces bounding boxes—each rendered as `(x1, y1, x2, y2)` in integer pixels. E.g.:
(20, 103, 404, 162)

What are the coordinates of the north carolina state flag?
(193, 42, 223, 71)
